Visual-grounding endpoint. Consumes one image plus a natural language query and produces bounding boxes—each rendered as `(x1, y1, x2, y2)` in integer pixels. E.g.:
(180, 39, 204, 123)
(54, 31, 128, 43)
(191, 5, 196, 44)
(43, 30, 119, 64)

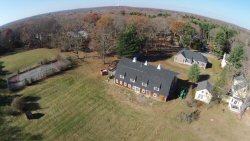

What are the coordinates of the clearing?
(1, 49, 250, 141)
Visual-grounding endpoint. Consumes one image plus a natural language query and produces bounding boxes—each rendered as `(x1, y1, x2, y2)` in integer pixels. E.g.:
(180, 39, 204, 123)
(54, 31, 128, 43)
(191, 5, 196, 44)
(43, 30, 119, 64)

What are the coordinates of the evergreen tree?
(116, 25, 144, 58)
(214, 27, 237, 58)
(228, 44, 244, 69)
(214, 30, 227, 58)
(188, 64, 200, 83)
(179, 23, 197, 48)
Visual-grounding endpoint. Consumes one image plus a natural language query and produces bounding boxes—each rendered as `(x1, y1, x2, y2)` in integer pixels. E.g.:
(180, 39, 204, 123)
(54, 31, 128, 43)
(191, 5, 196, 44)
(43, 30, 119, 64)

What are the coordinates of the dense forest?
(0, 7, 249, 60)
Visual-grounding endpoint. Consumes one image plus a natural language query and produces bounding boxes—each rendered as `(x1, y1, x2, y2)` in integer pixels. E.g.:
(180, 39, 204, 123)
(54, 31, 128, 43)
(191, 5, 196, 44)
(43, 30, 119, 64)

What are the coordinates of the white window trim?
(128, 84, 131, 88)
(130, 78, 135, 83)
(153, 93, 158, 97)
(142, 82, 147, 87)
(154, 86, 159, 91)
(120, 75, 124, 79)
(142, 89, 145, 93)
(198, 94, 203, 99)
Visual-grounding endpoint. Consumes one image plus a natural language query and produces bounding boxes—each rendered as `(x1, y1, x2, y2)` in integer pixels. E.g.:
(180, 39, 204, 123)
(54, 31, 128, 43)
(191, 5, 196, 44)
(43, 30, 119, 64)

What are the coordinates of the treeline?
(0, 28, 23, 54)
(0, 10, 240, 59)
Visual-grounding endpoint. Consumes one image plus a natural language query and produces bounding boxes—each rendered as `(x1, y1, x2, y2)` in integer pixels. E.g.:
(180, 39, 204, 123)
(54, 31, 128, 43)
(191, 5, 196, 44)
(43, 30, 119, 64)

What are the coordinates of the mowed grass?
(0, 48, 59, 73)
(1, 49, 250, 141)
(152, 55, 222, 83)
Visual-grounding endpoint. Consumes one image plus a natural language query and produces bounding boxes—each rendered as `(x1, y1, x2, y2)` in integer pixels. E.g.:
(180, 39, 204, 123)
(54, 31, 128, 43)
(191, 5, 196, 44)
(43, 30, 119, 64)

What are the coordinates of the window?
(124, 82, 127, 87)
(119, 81, 123, 85)
(233, 100, 238, 105)
(115, 79, 118, 83)
(132, 86, 136, 90)
(231, 105, 239, 110)
(130, 78, 135, 83)
(120, 75, 124, 79)
(142, 82, 147, 87)
(135, 87, 140, 93)
(142, 89, 145, 93)
(154, 86, 159, 91)
(198, 94, 203, 99)
(128, 84, 131, 88)
(153, 93, 158, 97)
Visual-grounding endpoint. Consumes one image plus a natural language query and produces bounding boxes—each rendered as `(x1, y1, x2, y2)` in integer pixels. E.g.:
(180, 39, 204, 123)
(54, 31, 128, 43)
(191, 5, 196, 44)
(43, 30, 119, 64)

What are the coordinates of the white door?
(135, 87, 140, 93)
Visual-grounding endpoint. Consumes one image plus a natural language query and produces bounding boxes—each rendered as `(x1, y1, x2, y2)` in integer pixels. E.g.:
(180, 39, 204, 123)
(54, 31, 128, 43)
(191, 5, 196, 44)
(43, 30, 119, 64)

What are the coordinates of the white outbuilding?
(195, 80, 214, 104)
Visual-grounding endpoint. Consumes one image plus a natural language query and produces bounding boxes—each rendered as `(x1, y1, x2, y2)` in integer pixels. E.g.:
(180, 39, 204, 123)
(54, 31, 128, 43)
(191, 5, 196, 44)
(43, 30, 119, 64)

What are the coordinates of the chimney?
(144, 60, 148, 66)
(157, 64, 161, 70)
(132, 57, 137, 63)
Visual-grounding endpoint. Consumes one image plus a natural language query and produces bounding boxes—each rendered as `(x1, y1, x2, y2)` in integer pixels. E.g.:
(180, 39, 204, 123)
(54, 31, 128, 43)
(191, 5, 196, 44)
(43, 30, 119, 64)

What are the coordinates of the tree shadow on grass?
(0, 108, 43, 141)
(23, 96, 41, 102)
(140, 47, 182, 62)
(23, 95, 45, 120)
(23, 96, 42, 112)
(198, 74, 210, 82)
(168, 79, 194, 101)
(206, 62, 213, 69)
(0, 79, 8, 89)
(24, 103, 41, 111)
(26, 112, 45, 120)
(0, 94, 21, 107)
(139, 50, 173, 62)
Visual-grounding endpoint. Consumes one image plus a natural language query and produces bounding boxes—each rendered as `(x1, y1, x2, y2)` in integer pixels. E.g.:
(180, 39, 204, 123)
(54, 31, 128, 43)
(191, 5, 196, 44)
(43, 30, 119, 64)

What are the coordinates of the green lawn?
(152, 55, 223, 83)
(1, 49, 250, 141)
(0, 48, 59, 73)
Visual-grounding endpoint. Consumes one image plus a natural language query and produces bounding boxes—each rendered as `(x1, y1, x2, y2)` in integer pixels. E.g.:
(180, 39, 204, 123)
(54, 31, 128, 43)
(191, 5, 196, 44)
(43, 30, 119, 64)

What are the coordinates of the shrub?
(11, 97, 24, 113)
(186, 99, 197, 108)
(177, 110, 200, 124)
(188, 64, 200, 83)
(228, 43, 244, 69)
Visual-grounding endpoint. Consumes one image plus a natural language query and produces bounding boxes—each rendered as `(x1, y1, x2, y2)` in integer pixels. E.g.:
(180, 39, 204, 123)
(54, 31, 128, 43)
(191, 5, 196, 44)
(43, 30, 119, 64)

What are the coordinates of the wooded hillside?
(0, 6, 249, 65)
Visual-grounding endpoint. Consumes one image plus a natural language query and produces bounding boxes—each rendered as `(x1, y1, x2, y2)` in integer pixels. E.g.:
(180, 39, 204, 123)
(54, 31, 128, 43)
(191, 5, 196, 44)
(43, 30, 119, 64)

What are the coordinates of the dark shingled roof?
(196, 80, 213, 94)
(115, 58, 178, 97)
(178, 49, 208, 63)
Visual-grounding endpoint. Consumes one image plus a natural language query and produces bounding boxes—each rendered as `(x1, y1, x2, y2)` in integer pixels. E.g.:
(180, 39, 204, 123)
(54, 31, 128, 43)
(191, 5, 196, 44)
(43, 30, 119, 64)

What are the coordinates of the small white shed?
(195, 81, 213, 104)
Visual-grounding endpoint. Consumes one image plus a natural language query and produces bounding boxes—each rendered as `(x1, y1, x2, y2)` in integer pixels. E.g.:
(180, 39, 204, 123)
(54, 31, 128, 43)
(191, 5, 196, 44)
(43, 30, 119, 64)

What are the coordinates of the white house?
(221, 53, 228, 68)
(67, 30, 88, 38)
(195, 81, 213, 104)
(232, 74, 248, 99)
(228, 74, 249, 113)
(228, 97, 243, 113)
